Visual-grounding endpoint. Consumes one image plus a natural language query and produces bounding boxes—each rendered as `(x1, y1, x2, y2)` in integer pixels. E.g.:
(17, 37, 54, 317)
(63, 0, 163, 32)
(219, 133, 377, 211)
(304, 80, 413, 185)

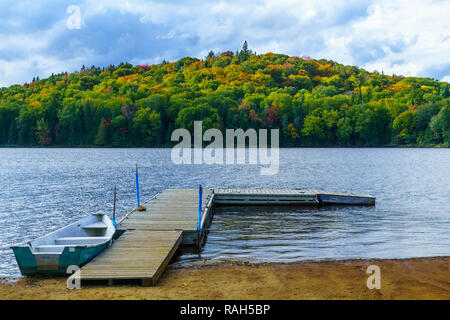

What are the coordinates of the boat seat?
(55, 237, 110, 245)
(34, 245, 66, 253)
(82, 222, 107, 229)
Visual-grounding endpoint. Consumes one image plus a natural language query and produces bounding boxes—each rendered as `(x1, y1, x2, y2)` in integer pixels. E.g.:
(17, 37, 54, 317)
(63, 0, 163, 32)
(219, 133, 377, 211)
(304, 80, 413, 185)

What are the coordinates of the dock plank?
(120, 189, 213, 232)
(80, 230, 182, 286)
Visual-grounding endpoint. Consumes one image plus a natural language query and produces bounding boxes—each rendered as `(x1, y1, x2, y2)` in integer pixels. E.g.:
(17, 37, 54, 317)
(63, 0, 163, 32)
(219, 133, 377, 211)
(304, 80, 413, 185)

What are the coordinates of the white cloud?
(340, 0, 450, 78)
(0, 0, 449, 87)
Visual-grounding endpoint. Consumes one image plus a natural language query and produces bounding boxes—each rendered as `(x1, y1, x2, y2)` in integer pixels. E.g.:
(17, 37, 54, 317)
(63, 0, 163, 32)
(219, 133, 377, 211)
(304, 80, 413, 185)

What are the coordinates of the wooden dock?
(80, 189, 214, 286)
(80, 188, 374, 286)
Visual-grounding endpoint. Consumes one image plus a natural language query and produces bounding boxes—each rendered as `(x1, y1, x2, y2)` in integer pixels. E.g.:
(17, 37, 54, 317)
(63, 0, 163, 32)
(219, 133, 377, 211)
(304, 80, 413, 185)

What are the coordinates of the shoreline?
(1, 256, 448, 300)
(0, 145, 448, 148)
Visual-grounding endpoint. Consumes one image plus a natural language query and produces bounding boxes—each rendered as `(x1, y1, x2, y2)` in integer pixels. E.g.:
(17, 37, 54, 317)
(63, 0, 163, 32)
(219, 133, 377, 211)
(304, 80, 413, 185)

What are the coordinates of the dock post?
(112, 186, 117, 227)
(197, 184, 203, 249)
(135, 164, 140, 207)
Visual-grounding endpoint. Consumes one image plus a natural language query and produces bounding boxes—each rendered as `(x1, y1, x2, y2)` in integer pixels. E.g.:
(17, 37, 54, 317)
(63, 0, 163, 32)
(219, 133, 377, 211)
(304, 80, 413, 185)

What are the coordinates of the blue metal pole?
(197, 184, 203, 232)
(112, 186, 117, 228)
(135, 164, 140, 207)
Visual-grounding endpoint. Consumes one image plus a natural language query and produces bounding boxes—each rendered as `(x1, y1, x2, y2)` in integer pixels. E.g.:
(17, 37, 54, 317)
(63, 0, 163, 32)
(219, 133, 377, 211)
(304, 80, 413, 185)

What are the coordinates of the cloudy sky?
(1, 0, 450, 87)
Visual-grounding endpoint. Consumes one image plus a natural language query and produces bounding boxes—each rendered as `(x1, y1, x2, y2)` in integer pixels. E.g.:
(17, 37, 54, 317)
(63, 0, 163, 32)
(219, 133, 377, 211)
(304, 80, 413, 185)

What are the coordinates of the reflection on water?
(1, 148, 449, 276)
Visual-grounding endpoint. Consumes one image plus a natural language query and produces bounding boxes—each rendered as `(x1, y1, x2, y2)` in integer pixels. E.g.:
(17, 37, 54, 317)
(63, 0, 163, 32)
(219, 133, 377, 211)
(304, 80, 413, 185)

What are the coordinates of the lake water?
(0, 148, 449, 277)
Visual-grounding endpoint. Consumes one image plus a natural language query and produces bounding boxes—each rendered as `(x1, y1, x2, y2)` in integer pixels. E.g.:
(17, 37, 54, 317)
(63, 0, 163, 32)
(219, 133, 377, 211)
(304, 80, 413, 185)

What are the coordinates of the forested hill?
(1, 47, 449, 147)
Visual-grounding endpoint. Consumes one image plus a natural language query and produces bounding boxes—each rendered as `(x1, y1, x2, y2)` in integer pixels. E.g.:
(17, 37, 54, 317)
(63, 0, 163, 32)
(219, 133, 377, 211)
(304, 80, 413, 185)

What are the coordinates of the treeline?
(1, 42, 449, 147)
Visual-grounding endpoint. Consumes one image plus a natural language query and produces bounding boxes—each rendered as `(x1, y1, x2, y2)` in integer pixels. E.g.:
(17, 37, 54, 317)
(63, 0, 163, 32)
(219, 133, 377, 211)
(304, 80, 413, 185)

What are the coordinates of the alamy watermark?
(171, 121, 279, 175)
(66, 5, 82, 30)
(366, 265, 381, 289)
(67, 265, 81, 289)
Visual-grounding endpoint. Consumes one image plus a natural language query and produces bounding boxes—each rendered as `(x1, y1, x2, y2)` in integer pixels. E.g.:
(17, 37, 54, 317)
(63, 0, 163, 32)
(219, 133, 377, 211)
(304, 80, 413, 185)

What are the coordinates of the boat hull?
(12, 241, 110, 276)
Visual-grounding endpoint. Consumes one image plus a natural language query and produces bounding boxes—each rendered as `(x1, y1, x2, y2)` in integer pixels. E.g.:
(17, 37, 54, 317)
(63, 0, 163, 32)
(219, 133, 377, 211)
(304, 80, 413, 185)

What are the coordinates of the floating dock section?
(314, 190, 375, 205)
(213, 189, 375, 206)
(80, 188, 374, 286)
(214, 189, 318, 205)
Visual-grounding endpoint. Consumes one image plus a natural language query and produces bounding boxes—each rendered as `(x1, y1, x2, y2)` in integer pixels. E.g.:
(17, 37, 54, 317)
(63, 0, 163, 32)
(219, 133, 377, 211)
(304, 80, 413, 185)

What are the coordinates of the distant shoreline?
(0, 145, 448, 149)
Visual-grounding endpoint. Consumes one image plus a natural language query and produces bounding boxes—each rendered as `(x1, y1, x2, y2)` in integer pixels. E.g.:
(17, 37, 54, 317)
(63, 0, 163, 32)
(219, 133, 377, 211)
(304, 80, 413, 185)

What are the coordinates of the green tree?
(58, 99, 83, 145)
(36, 118, 52, 145)
(17, 104, 42, 145)
(442, 86, 449, 98)
(95, 118, 108, 146)
(8, 119, 17, 144)
(302, 114, 325, 142)
(436, 104, 450, 143)
(137, 95, 168, 144)
(354, 104, 391, 145)
(393, 110, 417, 144)
(175, 104, 220, 133)
(416, 103, 440, 132)
(337, 117, 353, 144)
(111, 115, 129, 146)
(239, 40, 250, 62)
(0, 104, 16, 144)
(132, 108, 161, 146)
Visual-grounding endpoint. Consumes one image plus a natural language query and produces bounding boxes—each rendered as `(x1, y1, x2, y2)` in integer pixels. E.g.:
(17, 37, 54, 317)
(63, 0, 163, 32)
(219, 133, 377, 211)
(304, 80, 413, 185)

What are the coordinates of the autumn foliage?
(0, 46, 449, 147)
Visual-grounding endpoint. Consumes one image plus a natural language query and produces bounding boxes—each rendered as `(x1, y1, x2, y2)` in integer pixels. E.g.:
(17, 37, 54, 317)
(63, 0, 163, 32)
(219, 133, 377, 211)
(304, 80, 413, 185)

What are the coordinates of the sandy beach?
(0, 257, 448, 300)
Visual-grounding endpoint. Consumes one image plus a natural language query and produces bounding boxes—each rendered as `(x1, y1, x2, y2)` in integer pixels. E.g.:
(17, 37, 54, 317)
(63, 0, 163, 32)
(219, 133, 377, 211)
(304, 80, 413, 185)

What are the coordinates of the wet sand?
(0, 257, 448, 300)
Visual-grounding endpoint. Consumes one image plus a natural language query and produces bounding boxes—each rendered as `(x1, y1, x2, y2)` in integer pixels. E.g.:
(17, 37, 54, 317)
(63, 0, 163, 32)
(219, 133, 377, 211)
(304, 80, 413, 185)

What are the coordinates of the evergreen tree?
(358, 85, 363, 103)
(94, 118, 107, 146)
(8, 120, 16, 144)
(443, 86, 450, 98)
(239, 40, 250, 61)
